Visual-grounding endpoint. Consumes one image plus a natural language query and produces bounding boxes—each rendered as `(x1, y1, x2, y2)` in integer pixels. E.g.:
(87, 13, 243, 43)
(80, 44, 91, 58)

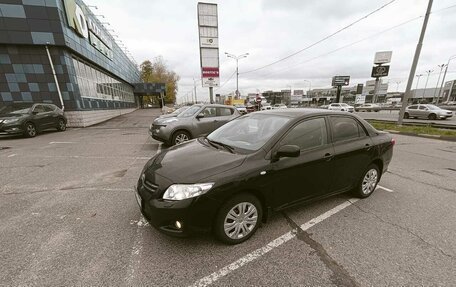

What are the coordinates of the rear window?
(330, 116, 367, 142)
(217, 107, 234, 116)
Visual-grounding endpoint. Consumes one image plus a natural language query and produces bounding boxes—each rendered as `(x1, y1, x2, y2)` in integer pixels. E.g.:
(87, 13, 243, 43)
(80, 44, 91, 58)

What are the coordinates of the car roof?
(254, 108, 349, 118)
(199, 104, 236, 108)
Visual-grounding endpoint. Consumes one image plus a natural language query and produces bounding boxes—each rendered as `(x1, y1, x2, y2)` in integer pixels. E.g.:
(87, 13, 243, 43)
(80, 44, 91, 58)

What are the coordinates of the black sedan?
(0, 103, 67, 137)
(135, 109, 394, 244)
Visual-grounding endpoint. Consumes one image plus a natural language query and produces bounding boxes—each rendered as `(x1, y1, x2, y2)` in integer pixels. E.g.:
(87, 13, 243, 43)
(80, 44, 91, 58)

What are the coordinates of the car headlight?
(162, 118, 178, 124)
(162, 183, 214, 201)
(3, 118, 19, 124)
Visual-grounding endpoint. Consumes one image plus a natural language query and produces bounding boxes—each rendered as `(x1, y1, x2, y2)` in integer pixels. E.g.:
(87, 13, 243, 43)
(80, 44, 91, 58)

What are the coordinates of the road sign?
(374, 51, 392, 64)
(371, 65, 390, 77)
(256, 96, 262, 103)
(332, 76, 350, 86)
(355, 94, 366, 104)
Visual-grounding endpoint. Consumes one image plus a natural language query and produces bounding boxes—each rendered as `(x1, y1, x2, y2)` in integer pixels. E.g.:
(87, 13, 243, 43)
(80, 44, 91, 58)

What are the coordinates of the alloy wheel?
(175, 133, 189, 144)
(362, 168, 378, 195)
(58, 120, 66, 131)
(26, 124, 36, 137)
(224, 202, 258, 240)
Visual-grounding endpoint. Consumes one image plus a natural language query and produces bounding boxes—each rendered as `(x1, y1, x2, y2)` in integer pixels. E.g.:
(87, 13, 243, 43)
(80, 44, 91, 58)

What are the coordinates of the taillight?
(391, 138, 396, 146)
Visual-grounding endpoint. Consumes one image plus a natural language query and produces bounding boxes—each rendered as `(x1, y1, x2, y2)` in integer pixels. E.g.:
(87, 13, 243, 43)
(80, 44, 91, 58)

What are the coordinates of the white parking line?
(190, 198, 360, 287)
(377, 185, 394, 192)
(7, 154, 16, 158)
(49, 141, 75, 144)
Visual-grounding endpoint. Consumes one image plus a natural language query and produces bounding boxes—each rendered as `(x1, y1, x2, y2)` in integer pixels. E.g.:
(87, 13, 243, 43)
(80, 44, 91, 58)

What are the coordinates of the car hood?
(144, 139, 246, 183)
(0, 114, 28, 120)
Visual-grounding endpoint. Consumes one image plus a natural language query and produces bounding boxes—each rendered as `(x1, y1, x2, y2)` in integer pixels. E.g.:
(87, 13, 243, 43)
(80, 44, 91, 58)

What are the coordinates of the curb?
(381, 129, 456, 142)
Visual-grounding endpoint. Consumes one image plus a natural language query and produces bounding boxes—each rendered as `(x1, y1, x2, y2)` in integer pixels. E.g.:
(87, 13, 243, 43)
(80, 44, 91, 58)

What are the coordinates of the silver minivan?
(150, 104, 240, 145)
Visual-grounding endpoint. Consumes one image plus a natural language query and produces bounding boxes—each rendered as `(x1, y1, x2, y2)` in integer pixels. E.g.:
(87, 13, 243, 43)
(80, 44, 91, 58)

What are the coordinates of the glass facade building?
(0, 0, 141, 126)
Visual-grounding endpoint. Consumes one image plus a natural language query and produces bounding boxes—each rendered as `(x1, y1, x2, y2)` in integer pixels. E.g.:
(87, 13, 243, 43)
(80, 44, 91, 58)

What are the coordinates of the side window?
(43, 105, 55, 112)
(280, 118, 328, 151)
(202, 107, 216, 118)
(419, 106, 427, 110)
(408, 105, 417, 110)
(330, 116, 366, 142)
(217, 107, 234, 116)
(33, 105, 46, 114)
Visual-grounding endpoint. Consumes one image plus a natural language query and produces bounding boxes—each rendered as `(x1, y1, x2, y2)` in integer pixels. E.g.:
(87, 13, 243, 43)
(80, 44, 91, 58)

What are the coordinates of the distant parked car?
(0, 103, 66, 137)
(150, 104, 240, 145)
(260, 105, 273, 111)
(404, 104, 453, 120)
(273, 104, 288, 109)
(355, 104, 381, 112)
(328, 103, 354, 112)
(234, 104, 247, 115)
(245, 104, 256, 113)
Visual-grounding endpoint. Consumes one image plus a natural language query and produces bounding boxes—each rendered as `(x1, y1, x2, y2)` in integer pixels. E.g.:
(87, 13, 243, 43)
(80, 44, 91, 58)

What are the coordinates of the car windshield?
(207, 113, 290, 152)
(177, 105, 201, 118)
(426, 105, 441, 110)
(171, 106, 189, 115)
(0, 104, 33, 115)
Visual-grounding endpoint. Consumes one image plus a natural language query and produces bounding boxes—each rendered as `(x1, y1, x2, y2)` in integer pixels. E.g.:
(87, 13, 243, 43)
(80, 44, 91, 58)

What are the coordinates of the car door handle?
(323, 153, 333, 161)
(365, 143, 372, 150)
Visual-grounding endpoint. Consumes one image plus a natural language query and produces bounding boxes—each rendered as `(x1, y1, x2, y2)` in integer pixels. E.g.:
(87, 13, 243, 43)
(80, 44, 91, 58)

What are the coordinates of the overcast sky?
(88, 0, 456, 103)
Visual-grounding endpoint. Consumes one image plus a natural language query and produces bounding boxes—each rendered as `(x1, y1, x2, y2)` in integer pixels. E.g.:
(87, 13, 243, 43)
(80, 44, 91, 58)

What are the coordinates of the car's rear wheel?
(428, 113, 437, 120)
(353, 164, 380, 198)
(172, 130, 191, 145)
(214, 193, 262, 245)
(24, 122, 36, 138)
(404, 112, 409, 119)
(57, 118, 66, 131)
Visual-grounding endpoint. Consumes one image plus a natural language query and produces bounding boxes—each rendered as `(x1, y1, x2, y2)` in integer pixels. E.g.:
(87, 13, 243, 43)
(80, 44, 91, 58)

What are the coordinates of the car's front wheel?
(172, 130, 191, 145)
(57, 118, 66, 131)
(24, 122, 37, 138)
(428, 114, 437, 120)
(353, 164, 380, 198)
(214, 193, 262, 245)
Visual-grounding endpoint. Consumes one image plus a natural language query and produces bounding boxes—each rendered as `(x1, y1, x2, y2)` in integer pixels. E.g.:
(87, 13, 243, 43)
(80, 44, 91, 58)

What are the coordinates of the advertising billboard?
(198, 3, 220, 87)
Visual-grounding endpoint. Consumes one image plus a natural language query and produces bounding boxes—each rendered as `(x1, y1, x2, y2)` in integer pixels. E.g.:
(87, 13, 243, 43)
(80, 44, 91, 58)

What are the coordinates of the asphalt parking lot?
(1, 108, 455, 286)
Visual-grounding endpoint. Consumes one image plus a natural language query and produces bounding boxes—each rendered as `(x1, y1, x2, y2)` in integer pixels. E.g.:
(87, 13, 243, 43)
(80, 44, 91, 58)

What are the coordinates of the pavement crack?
(281, 211, 360, 287)
(350, 202, 455, 260)
(387, 171, 455, 194)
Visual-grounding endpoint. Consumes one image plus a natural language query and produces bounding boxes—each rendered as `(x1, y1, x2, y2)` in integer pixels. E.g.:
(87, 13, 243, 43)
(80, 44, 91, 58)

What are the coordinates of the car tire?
(172, 130, 191, 145)
(24, 122, 37, 138)
(404, 112, 409, 119)
(57, 118, 66, 131)
(428, 114, 437, 120)
(353, 164, 380, 198)
(214, 193, 262, 245)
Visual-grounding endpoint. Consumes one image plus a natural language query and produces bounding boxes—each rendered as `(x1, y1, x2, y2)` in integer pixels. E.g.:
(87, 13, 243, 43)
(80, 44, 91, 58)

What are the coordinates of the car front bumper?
(0, 123, 24, 135)
(135, 181, 221, 236)
(149, 125, 171, 143)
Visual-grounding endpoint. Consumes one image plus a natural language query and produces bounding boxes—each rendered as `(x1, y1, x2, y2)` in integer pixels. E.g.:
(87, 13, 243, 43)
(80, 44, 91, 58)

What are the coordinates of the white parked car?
(328, 103, 354, 112)
(273, 104, 288, 109)
(260, 105, 273, 111)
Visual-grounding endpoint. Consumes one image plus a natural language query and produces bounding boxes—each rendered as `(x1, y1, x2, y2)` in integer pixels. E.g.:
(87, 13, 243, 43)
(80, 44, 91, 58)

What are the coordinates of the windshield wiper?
(206, 138, 235, 153)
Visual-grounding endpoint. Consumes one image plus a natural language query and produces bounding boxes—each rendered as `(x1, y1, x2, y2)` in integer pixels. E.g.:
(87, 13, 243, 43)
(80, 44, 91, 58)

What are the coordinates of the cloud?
(88, 0, 456, 102)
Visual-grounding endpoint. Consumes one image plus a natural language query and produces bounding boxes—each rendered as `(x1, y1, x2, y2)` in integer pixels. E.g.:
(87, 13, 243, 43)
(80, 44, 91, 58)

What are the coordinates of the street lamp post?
(303, 80, 312, 106)
(414, 74, 423, 99)
(437, 55, 456, 104)
(225, 52, 249, 99)
(422, 69, 433, 101)
(432, 64, 447, 103)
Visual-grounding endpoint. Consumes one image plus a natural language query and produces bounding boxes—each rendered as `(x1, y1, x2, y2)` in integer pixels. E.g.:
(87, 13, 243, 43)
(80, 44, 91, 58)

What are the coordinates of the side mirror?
(196, 113, 205, 119)
(275, 145, 300, 159)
